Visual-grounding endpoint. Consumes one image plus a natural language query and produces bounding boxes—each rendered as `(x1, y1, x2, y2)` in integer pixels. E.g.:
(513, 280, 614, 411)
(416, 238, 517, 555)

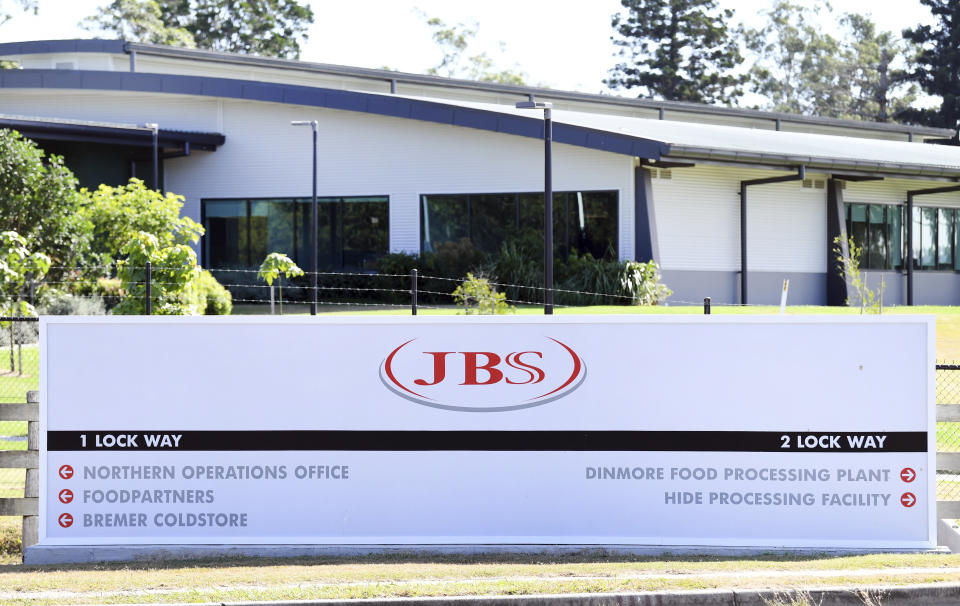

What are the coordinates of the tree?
(844, 14, 918, 123)
(605, 0, 745, 104)
(113, 232, 203, 315)
(0, 130, 91, 279)
(86, 0, 314, 58)
(81, 178, 204, 266)
(421, 13, 527, 85)
(744, 2, 918, 122)
(902, 0, 960, 128)
(1, 0, 36, 28)
(0, 231, 50, 372)
(743, 1, 851, 117)
(83, 0, 196, 47)
(257, 252, 303, 315)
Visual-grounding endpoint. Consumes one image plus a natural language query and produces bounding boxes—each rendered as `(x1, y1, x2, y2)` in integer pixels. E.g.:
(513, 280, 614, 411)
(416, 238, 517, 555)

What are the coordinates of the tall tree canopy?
(421, 13, 526, 85)
(902, 0, 960, 129)
(605, 0, 744, 104)
(744, 1, 917, 122)
(86, 0, 314, 59)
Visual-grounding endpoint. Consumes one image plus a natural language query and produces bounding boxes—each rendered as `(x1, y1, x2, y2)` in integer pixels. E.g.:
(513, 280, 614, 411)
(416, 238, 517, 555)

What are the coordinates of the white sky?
(0, 0, 939, 98)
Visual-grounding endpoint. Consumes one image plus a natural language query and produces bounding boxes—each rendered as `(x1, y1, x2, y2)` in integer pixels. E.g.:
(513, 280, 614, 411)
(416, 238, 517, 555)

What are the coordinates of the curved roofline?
(0, 38, 953, 139)
(0, 69, 668, 159)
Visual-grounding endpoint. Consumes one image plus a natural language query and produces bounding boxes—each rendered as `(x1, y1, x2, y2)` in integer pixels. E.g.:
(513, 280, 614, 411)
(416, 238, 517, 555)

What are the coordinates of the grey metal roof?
(396, 94, 960, 179)
(0, 38, 952, 140)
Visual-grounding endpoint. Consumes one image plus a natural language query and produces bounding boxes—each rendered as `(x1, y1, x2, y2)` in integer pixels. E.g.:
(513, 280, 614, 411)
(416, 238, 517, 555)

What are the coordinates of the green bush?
(113, 232, 202, 315)
(453, 273, 513, 315)
(38, 291, 106, 316)
(196, 270, 233, 315)
(619, 260, 672, 305)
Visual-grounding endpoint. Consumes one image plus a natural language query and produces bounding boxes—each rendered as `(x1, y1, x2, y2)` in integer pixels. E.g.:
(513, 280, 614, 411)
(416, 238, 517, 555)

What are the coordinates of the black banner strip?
(46, 431, 928, 452)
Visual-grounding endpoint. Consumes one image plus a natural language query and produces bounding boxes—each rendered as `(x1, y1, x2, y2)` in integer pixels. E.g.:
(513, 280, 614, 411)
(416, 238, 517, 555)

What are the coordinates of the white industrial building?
(3, 39, 960, 306)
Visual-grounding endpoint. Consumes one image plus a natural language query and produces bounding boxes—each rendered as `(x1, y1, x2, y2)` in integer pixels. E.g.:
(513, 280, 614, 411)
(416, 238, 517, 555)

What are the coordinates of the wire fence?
(4, 263, 960, 513)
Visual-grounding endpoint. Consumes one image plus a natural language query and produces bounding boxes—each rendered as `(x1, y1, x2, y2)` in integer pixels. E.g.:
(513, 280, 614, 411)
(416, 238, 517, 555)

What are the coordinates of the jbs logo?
(380, 337, 585, 412)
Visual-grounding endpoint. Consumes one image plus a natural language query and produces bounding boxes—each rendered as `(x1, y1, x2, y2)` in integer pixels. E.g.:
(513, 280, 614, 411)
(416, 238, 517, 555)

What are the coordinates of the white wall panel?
(0, 90, 220, 132)
(653, 165, 826, 273)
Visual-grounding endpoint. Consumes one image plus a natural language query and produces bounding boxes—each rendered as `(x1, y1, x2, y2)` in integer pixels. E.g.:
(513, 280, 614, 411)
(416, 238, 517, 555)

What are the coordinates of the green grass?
(0, 344, 38, 406)
(1, 552, 960, 605)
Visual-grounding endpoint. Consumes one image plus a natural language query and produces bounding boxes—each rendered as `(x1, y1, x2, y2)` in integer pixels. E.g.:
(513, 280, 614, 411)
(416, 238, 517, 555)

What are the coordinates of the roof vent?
(803, 179, 813, 188)
(55, 62, 74, 70)
(659, 169, 672, 180)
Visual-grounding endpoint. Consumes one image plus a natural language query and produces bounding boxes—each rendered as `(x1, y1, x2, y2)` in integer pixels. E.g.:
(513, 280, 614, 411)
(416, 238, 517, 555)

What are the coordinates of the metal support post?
(411, 269, 418, 316)
(145, 260, 152, 315)
(704, 297, 711, 315)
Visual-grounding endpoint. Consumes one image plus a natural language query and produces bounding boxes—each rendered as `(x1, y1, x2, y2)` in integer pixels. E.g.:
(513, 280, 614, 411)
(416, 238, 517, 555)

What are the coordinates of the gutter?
(665, 146, 960, 180)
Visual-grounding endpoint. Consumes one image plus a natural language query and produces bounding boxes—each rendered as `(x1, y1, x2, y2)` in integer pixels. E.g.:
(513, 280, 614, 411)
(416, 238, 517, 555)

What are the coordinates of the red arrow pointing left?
(58, 513, 74, 528)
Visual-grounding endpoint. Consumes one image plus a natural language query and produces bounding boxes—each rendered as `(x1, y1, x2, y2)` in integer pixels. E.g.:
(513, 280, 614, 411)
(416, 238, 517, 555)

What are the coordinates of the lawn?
(1, 551, 960, 605)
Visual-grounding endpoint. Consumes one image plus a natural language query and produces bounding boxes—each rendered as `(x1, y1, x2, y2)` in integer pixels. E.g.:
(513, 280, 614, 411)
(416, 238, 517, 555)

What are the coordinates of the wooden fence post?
(22, 390, 39, 547)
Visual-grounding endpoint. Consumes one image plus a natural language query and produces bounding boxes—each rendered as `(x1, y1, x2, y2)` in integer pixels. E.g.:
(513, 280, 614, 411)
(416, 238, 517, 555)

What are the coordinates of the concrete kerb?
(23, 544, 952, 565)
(86, 584, 960, 606)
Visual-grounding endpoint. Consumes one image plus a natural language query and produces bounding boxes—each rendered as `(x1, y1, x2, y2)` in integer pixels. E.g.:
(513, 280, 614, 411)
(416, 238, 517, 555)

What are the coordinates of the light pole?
(516, 100, 554, 315)
(292, 120, 319, 315)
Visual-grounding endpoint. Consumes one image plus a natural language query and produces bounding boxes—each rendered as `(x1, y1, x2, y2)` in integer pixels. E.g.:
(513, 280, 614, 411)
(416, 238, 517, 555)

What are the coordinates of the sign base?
(23, 543, 949, 565)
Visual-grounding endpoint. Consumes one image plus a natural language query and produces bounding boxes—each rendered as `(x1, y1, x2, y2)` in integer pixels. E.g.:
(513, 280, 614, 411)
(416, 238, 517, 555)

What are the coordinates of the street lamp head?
(291, 120, 318, 128)
(515, 101, 553, 110)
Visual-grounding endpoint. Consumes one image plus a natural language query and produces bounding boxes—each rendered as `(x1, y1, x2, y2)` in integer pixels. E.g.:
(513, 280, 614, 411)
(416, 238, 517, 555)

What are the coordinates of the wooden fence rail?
(2, 394, 960, 548)
(0, 390, 38, 547)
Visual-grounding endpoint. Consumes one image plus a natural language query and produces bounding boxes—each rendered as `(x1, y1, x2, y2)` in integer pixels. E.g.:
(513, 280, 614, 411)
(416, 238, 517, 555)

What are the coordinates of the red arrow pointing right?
(900, 468, 916, 483)
(901, 492, 916, 508)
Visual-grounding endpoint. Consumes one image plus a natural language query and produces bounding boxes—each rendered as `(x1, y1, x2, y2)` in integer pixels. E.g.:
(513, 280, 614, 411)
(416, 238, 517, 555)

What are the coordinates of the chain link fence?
(936, 364, 960, 503)
(0, 318, 37, 556)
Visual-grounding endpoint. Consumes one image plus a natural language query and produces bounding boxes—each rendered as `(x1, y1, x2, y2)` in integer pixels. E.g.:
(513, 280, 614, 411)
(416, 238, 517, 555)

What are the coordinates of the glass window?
(888, 206, 902, 270)
(867, 204, 886, 270)
(421, 195, 467, 253)
(343, 197, 389, 270)
(424, 190, 618, 262)
(939, 208, 955, 270)
(922, 207, 937, 269)
(471, 194, 516, 254)
(203, 196, 389, 271)
(204, 200, 248, 268)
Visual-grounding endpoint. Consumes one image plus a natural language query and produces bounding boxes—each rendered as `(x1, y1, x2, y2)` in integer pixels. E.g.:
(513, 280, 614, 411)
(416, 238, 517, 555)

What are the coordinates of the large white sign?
(38, 315, 935, 548)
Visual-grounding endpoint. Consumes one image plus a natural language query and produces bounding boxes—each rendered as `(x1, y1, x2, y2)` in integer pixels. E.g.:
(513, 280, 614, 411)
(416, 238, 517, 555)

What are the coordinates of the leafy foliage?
(902, 0, 960, 128)
(833, 235, 884, 314)
(620, 260, 672, 305)
(0, 0, 36, 28)
(196, 269, 232, 315)
(744, 2, 918, 122)
(83, 0, 196, 47)
(453, 273, 512, 315)
(86, 0, 314, 58)
(606, 0, 745, 104)
(257, 252, 303, 314)
(81, 178, 204, 265)
(0, 230, 50, 312)
(421, 12, 527, 85)
(0, 130, 90, 278)
(114, 232, 202, 315)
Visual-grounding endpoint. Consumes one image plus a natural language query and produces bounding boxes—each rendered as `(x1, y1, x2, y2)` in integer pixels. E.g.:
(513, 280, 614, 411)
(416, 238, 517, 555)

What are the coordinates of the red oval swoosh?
(384, 339, 433, 401)
(530, 337, 582, 400)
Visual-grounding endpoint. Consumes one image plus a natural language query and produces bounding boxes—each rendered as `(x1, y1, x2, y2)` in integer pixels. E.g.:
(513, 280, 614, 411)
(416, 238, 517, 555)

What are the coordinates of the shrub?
(453, 273, 513, 315)
(196, 270, 233, 315)
(38, 292, 106, 316)
(113, 232, 202, 315)
(619, 260, 672, 305)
